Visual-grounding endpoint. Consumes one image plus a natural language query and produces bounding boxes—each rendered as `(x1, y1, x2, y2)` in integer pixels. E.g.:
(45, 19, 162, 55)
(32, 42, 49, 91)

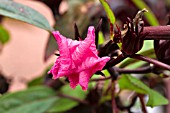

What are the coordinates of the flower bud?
(121, 9, 148, 55)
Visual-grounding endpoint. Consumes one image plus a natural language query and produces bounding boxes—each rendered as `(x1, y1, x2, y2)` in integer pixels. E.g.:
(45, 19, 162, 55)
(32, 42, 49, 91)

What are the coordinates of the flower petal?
(86, 26, 98, 55)
(68, 73, 79, 89)
(79, 70, 92, 90)
(52, 31, 70, 58)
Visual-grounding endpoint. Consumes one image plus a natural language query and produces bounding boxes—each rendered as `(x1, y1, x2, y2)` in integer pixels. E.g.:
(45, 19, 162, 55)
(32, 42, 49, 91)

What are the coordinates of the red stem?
(112, 81, 119, 113)
(131, 54, 170, 71)
(143, 26, 170, 40)
(138, 94, 148, 113)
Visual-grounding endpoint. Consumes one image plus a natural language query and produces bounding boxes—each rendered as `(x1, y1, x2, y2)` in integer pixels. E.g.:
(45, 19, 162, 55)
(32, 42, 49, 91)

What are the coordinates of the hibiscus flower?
(48, 26, 110, 90)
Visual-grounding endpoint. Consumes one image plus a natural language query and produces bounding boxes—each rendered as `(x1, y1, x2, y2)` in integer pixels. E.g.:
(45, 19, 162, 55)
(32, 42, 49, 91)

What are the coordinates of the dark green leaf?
(118, 74, 169, 107)
(0, 25, 10, 44)
(48, 85, 88, 113)
(27, 76, 44, 87)
(0, 0, 53, 31)
(0, 86, 57, 113)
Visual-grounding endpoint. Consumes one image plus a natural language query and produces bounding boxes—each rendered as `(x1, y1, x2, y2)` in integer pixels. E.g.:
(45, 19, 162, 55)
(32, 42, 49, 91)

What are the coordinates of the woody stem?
(131, 54, 170, 70)
(143, 26, 170, 40)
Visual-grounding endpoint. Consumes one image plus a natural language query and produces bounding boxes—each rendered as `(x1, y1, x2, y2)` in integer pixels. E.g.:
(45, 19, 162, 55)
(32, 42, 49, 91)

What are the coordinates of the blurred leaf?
(28, 76, 44, 87)
(0, 86, 57, 113)
(118, 74, 169, 107)
(147, 90, 169, 107)
(132, 0, 159, 26)
(44, 34, 58, 61)
(99, 0, 115, 25)
(0, 0, 53, 31)
(139, 40, 154, 53)
(120, 48, 155, 68)
(48, 85, 88, 113)
(0, 25, 10, 44)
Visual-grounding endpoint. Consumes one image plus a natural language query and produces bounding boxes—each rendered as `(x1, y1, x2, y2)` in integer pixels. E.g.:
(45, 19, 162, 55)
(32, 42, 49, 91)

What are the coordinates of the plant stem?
(138, 94, 148, 113)
(57, 93, 89, 105)
(143, 26, 170, 40)
(105, 54, 127, 68)
(91, 66, 152, 82)
(90, 76, 111, 82)
(111, 81, 119, 113)
(131, 54, 170, 70)
(115, 66, 152, 74)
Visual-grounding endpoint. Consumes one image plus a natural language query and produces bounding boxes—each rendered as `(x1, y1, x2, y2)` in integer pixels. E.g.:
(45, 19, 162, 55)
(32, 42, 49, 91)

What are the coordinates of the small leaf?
(147, 90, 169, 107)
(99, 0, 115, 25)
(0, 0, 53, 31)
(118, 74, 169, 107)
(132, 0, 159, 26)
(0, 86, 57, 113)
(48, 85, 88, 113)
(98, 31, 105, 45)
(0, 25, 10, 44)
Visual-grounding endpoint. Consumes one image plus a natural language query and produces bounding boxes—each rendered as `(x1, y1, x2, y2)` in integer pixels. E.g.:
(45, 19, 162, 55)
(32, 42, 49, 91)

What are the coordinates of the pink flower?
(48, 26, 110, 90)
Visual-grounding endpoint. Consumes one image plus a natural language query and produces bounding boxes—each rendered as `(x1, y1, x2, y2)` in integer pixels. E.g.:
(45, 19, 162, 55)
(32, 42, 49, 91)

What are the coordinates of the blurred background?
(0, 0, 170, 113)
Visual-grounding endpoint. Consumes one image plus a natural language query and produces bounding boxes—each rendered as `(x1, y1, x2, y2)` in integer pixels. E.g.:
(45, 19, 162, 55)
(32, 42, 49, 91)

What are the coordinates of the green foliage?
(132, 0, 159, 26)
(118, 74, 169, 107)
(98, 31, 105, 45)
(99, 0, 115, 25)
(48, 85, 88, 113)
(120, 49, 155, 69)
(0, 25, 10, 44)
(0, 86, 57, 113)
(0, 0, 53, 31)
(27, 76, 44, 87)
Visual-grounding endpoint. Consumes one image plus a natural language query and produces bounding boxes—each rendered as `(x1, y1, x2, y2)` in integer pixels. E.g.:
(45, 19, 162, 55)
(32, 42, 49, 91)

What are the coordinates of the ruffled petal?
(52, 31, 70, 58)
(50, 27, 110, 90)
(93, 57, 110, 71)
(86, 26, 98, 55)
(68, 73, 79, 89)
(79, 70, 92, 90)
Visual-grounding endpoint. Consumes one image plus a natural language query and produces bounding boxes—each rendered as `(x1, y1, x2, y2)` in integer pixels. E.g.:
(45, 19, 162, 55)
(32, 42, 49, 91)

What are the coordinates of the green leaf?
(0, 0, 53, 31)
(0, 86, 57, 113)
(118, 74, 169, 107)
(98, 31, 105, 45)
(132, 0, 159, 26)
(118, 74, 148, 94)
(27, 76, 44, 87)
(48, 85, 88, 113)
(99, 0, 115, 25)
(147, 90, 169, 107)
(0, 25, 10, 44)
(119, 49, 155, 68)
